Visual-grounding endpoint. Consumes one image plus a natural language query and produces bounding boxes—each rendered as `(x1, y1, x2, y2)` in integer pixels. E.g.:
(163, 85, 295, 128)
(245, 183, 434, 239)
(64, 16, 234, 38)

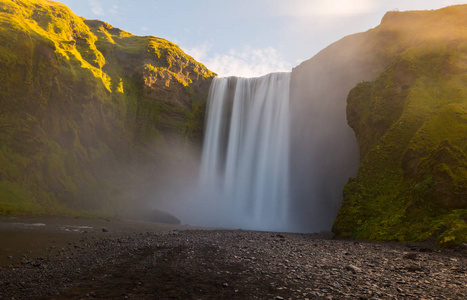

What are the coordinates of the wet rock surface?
(1, 230, 466, 299)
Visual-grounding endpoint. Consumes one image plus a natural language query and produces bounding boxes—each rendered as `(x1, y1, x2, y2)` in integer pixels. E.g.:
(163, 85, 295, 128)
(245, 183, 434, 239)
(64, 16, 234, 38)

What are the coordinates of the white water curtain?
(200, 72, 291, 231)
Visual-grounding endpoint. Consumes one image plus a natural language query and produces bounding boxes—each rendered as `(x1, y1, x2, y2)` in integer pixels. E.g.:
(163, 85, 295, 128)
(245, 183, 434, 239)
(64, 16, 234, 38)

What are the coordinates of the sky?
(54, 0, 466, 77)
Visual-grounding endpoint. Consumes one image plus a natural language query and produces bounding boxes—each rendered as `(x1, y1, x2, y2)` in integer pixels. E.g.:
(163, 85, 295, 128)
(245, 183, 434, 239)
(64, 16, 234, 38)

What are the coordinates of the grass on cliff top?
(380, 5, 467, 48)
(0, 0, 113, 90)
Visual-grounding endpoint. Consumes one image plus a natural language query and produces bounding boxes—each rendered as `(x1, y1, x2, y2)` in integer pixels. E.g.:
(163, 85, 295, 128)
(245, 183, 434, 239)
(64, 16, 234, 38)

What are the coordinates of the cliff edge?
(0, 0, 214, 217)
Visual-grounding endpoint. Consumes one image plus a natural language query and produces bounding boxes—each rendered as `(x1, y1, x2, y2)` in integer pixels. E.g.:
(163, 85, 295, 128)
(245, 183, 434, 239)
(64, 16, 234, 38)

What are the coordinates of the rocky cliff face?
(291, 5, 466, 246)
(289, 6, 408, 232)
(329, 6, 467, 246)
(1, 0, 465, 245)
(0, 0, 214, 216)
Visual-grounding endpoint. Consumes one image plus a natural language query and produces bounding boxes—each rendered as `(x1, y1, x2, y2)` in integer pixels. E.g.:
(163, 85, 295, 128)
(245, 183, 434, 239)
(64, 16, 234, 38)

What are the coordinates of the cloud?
(275, 0, 377, 17)
(88, 0, 104, 16)
(183, 44, 292, 78)
(110, 5, 119, 14)
(183, 43, 212, 62)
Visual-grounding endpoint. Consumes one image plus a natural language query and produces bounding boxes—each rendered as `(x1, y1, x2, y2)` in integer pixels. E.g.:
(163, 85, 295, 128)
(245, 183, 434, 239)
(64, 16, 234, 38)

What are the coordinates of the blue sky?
(54, 0, 466, 77)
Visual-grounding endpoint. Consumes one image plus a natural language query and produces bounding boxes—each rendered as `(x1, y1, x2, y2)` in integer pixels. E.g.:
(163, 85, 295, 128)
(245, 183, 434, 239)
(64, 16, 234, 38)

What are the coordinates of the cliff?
(329, 6, 467, 247)
(291, 5, 467, 246)
(0, 0, 214, 217)
(1, 0, 465, 245)
(289, 7, 406, 232)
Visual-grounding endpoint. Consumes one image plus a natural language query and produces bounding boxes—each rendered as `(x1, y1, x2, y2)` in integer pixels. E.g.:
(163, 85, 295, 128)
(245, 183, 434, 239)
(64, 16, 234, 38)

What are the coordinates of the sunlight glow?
(279, 0, 376, 17)
(183, 44, 292, 78)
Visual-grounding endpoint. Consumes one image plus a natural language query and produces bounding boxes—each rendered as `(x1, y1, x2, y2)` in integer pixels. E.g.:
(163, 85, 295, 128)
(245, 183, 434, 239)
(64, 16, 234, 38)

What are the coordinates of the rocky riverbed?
(0, 219, 466, 299)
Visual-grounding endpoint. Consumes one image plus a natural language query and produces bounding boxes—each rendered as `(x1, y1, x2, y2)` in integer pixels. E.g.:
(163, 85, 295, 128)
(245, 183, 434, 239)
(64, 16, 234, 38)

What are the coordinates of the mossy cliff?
(0, 0, 214, 216)
(288, 5, 459, 232)
(332, 6, 467, 247)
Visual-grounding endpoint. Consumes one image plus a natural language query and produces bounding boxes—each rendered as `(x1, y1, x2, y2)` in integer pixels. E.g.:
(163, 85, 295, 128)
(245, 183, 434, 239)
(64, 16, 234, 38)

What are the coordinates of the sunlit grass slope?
(0, 0, 214, 217)
(333, 5, 467, 247)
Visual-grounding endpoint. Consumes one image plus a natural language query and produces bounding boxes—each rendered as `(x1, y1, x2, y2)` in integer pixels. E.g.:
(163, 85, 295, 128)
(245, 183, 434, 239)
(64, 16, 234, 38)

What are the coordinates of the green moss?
(436, 210, 467, 247)
(0, 0, 215, 217)
(334, 28, 467, 246)
(0, 181, 38, 215)
(181, 87, 207, 140)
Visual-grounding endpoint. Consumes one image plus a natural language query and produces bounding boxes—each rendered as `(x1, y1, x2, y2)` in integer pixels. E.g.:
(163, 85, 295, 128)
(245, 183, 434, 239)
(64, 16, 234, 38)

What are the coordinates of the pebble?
(0, 230, 465, 299)
(345, 264, 362, 274)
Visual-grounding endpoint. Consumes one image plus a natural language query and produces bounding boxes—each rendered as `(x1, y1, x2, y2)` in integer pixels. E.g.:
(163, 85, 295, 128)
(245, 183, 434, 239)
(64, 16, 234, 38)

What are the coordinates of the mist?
(149, 21, 400, 232)
(140, 7, 463, 232)
(153, 73, 293, 232)
(149, 56, 365, 232)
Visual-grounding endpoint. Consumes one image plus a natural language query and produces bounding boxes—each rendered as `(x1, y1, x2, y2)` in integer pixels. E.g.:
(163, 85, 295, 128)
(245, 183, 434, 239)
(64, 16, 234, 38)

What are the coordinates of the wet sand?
(0, 216, 187, 267)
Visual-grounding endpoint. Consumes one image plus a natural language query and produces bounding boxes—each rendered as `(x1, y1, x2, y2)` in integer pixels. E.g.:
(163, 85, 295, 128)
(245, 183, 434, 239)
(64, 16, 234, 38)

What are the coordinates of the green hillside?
(1, 0, 465, 246)
(0, 0, 214, 217)
(332, 6, 467, 247)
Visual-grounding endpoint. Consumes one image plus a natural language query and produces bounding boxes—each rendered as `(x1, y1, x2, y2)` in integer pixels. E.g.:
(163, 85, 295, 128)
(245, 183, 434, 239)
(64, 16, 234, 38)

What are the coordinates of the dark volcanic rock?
(0, 230, 465, 299)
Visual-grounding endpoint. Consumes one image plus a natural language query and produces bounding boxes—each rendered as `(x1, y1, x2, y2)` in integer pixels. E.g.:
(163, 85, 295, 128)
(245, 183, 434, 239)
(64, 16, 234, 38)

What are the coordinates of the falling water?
(199, 72, 291, 231)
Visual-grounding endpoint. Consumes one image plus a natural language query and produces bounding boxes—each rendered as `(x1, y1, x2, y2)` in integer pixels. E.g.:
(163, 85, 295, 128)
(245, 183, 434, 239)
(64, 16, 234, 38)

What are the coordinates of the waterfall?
(199, 72, 291, 232)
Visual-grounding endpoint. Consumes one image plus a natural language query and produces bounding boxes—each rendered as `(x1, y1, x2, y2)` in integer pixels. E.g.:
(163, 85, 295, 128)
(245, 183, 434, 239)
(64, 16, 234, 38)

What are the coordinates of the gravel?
(1, 230, 466, 299)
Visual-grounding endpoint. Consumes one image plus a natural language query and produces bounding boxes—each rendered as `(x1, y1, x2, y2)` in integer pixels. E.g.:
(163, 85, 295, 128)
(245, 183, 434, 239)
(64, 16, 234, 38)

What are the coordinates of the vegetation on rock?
(332, 5, 467, 247)
(1, 0, 465, 247)
(0, 0, 214, 217)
